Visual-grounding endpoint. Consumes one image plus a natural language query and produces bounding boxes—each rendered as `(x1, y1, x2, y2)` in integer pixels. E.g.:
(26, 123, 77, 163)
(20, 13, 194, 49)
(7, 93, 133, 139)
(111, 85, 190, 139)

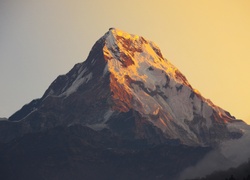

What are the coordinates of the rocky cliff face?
(4, 28, 243, 146)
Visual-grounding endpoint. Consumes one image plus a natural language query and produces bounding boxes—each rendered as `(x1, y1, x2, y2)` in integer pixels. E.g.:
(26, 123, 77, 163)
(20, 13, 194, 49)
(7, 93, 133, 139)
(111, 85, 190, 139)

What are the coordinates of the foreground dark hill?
(0, 125, 210, 180)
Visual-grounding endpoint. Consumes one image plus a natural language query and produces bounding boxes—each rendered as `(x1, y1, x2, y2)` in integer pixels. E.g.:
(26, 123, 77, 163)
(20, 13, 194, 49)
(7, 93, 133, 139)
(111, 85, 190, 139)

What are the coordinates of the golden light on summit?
(114, 28, 140, 40)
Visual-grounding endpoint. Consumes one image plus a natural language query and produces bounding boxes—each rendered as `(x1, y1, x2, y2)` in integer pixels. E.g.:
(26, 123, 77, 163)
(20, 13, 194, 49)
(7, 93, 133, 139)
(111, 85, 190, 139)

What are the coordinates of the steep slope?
(4, 28, 243, 146)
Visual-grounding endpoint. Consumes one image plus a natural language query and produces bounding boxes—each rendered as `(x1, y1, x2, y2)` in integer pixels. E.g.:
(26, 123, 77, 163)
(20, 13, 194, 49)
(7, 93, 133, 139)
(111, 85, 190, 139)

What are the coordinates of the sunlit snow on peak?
(101, 29, 237, 145)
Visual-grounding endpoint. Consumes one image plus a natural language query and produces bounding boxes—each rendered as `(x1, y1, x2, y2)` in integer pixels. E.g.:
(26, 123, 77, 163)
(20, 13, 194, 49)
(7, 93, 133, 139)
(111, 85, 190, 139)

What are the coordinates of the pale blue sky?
(1, 0, 250, 123)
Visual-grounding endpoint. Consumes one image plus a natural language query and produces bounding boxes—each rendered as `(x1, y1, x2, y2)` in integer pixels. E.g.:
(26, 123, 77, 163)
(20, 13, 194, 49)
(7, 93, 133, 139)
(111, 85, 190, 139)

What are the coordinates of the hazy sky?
(0, 0, 250, 123)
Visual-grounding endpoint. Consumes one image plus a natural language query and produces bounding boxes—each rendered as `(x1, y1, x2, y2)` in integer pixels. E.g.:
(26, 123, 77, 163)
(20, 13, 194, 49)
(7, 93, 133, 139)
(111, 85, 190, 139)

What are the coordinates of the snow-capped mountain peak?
(5, 28, 245, 146)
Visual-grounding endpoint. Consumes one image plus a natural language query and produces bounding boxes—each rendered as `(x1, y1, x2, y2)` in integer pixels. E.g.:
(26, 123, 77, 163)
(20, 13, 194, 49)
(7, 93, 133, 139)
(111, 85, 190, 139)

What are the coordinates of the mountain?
(0, 28, 248, 180)
(4, 28, 243, 146)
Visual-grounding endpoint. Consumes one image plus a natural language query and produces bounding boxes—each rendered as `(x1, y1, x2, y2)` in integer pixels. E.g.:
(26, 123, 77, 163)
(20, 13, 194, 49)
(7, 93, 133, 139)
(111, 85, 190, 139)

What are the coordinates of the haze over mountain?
(0, 29, 249, 180)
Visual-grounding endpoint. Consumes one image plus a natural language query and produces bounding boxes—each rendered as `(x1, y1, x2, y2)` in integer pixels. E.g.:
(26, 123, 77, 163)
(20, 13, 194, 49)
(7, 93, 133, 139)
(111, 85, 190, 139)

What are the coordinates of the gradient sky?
(0, 0, 250, 123)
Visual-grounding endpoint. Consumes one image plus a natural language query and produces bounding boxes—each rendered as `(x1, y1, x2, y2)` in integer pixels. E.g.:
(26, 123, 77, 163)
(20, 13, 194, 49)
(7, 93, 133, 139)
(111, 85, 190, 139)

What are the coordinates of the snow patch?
(106, 32, 120, 59)
(19, 108, 37, 122)
(87, 124, 108, 131)
(201, 102, 213, 128)
(61, 68, 92, 97)
(87, 110, 114, 131)
(102, 64, 109, 76)
(104, 109, 114, 122)
(91, 58, 96, 65)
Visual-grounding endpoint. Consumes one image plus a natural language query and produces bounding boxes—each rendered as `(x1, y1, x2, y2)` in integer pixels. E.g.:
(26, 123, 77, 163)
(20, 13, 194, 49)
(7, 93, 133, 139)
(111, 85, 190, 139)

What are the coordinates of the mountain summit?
(4, 28, 242, 146)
